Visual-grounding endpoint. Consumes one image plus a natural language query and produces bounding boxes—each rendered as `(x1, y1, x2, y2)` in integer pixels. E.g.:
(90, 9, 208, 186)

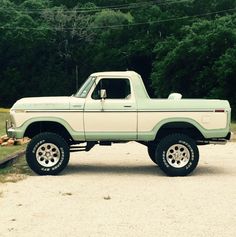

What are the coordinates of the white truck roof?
(90, 71, 140, 78)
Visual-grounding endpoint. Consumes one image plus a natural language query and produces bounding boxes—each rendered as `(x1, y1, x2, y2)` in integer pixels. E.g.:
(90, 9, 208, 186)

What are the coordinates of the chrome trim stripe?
(84, 110, 215, 112)
(138, 110, 215, 112)
(24, 109, 217, 113)
(25, 110, 83, 113)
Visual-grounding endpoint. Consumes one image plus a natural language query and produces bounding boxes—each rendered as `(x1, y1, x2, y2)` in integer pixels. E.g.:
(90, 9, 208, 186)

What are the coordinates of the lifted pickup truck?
(7, 71, 231, 176)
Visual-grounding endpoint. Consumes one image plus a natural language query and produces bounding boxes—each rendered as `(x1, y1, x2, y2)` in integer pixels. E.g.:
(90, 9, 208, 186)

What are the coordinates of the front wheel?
(155, 133, 199, 176)
(26, 132, 70, 175)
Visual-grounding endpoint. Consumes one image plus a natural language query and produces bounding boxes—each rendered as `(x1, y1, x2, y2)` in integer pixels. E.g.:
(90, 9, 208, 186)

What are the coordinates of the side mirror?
(100, 89, 107, 99)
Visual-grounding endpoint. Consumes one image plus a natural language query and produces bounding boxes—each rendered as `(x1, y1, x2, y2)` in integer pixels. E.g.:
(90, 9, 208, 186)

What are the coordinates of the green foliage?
(151, 13, 236, 117)
(93, 9, 133, 27)
(0, 0, 236, 117)
(212, 47, 236, 112)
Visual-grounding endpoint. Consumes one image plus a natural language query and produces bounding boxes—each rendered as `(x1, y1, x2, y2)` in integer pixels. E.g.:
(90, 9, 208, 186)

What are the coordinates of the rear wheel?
(155, 133, 199, 176)
(26, 132, 70, 175)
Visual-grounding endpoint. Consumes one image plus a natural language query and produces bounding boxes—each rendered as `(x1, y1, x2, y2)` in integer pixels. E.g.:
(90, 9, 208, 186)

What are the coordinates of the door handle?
(124, 105, 132, 108)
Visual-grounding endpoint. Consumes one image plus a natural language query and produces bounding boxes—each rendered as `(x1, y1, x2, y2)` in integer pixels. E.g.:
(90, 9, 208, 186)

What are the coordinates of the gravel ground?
(0, 142, 236, 237)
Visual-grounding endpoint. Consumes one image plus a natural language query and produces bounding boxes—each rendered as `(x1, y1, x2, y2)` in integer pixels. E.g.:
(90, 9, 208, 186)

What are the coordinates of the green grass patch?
(0, 108, 9, 113)
(0, 145, 27, 163)
(0, 155, 33, 183)
(0, 110, 31, 182)
(0, 112, 9, 135)
(0, 111, 27, 162)
(0, 145, 26, 160)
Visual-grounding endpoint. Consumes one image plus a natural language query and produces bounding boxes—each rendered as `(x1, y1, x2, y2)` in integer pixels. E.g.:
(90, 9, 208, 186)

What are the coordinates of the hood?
(12, 97, 72, 110)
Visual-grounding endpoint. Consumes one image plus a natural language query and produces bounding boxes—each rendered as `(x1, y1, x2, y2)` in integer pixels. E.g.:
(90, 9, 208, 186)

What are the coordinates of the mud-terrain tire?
(26, 132, 70, 175)
(155, 133, 199, 176)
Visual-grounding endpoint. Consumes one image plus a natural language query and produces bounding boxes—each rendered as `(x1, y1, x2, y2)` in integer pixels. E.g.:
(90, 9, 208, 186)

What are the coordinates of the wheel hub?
(36, 143, 60, 167)
(166, 144, 190, 168)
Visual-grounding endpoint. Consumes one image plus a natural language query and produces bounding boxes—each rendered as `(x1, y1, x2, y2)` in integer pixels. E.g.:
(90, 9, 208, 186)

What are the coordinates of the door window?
(92, 78, 131, 99)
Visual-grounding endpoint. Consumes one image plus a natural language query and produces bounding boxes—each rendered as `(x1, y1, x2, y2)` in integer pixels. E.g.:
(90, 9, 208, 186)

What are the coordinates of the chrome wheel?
(166, 144, 190, 168)
(36, 143, 60, 167)
(26, 132, 70, 175)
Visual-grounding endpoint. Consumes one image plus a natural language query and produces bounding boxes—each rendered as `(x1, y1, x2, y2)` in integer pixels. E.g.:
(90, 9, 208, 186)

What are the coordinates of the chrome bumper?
(197, 132, 233, 145)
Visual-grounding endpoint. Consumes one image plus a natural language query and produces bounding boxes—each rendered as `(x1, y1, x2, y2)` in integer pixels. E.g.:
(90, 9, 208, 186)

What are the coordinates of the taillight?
(215, 109, 225, 113)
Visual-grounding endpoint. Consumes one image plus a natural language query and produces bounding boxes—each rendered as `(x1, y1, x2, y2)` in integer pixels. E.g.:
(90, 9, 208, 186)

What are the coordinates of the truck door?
(84, 77, 137, 140)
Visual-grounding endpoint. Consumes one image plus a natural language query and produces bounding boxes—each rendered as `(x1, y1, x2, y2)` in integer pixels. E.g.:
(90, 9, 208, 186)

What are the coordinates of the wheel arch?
(154, 119, 205, 141)
(24, 119, 74, 143)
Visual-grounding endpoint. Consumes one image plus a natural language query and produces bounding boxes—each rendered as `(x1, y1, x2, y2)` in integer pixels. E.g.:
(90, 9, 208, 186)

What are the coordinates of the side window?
(92, 78, 131, 99)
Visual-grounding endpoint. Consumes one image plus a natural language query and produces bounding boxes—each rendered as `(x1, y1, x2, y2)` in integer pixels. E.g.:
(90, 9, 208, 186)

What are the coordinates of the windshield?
(74, 76, 96, 98)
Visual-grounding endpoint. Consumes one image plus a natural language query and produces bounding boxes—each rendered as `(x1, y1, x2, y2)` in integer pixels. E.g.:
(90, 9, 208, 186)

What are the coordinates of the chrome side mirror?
(100, 89, 107, 99)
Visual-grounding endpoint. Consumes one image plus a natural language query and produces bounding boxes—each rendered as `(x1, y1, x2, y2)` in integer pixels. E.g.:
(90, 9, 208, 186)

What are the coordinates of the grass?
(0, 111, 9, 136)
(0, 110, 26, 162)
(0, 108, 9, 113)
(0, 109, 31, 183)
(0, 108, 25, 160)
(0, 109, 32, 183)
(0, 155, 33, 183)
(0, 145, 26, 160)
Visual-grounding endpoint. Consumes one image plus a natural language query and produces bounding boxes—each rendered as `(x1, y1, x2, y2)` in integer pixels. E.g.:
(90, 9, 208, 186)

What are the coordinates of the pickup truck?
(6, 71, 232, 176)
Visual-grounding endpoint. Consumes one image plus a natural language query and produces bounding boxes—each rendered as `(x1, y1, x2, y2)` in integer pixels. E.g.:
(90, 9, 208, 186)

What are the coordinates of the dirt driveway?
(0, 142, 236, 237)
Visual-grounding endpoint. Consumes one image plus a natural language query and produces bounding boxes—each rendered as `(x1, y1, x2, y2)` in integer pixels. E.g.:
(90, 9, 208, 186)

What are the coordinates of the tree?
(151, 13, 236, 118)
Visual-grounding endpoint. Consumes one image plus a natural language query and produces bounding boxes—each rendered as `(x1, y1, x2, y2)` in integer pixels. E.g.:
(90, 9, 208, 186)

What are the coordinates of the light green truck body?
(8, 71, 231, 143)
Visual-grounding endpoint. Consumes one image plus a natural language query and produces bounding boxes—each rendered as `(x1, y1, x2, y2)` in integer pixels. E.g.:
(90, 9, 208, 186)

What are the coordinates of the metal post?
(75, 65, 78, 91)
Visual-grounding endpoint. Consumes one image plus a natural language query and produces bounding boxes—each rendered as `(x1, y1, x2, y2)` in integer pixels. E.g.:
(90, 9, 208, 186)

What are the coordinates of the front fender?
(13, 117, 84, 141)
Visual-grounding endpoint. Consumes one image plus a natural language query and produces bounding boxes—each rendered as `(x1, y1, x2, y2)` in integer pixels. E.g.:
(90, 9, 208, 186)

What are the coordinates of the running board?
(70, 142, 97, 152)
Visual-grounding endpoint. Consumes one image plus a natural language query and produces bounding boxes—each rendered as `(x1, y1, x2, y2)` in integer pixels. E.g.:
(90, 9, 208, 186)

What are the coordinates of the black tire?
(155, 133, 199, 176)
(147, 144, 158, 165)
(26, 132, 70, 175)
